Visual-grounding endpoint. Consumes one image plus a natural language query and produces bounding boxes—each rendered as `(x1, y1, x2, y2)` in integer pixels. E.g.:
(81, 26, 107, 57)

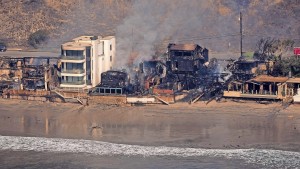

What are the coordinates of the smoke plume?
(115, 0, 300, 69)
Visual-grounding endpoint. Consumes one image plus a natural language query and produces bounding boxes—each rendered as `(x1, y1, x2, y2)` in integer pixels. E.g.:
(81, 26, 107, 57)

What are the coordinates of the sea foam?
(0, 136, 299, 169)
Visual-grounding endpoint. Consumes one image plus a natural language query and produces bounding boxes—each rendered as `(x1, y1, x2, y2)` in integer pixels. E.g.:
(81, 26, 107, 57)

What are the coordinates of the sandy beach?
(0, 98, 299, 151)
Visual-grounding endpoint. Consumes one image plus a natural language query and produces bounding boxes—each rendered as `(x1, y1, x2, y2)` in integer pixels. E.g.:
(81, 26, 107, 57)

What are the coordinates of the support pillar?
(285, 83, 288, 96)
(259, 84, 263, 95)
(245, 83, 248, 93)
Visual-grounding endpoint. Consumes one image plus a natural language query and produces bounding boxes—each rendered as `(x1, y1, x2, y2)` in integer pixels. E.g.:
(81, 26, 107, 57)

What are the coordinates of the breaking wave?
(0, 135, 299, 169)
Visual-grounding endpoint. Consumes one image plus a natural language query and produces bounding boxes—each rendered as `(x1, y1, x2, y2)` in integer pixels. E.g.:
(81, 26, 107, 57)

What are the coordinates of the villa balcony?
(59, 79, 87, 88)
(60, 80, 86, 85)
(61, 69, 85, 74)
(60, 69, 85, 77)
(60, 55, 85, 63)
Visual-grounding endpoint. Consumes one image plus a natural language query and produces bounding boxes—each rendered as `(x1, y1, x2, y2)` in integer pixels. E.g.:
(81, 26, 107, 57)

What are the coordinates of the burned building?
(233, 60, 260, 80)
(167, 43, 208, 74)
(230, 51, 275, 82)
(0, 57, 23, 93)
(0, 57, 23, 78)
(91, 70, 132, 95)
(164, 43, 209, 90)
(138, 60, 166, 91)
(22, 57, 59, 91)
(0, 54, 59, 98)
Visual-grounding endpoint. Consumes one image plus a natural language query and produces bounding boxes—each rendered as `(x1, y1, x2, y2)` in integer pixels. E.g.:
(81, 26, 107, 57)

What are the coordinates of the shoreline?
(0, 98, 300, 152)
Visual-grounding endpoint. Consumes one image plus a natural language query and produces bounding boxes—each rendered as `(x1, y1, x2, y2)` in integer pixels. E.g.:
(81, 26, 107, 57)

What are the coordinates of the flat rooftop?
(72, 36, 94, 42)
(101, 36, 115, 40)
(61, 41, 92, 50)
(72, 35, 115, 41)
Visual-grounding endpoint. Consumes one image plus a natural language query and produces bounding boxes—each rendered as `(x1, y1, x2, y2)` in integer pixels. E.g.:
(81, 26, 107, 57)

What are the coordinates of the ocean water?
(0, 136, 299, 169)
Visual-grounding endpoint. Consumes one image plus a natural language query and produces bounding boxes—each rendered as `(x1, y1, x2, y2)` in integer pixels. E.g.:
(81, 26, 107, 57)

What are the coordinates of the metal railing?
(91, 87, 123, 95)
(60, 80, 85, 85)
(55, 87, 89, 93)
(60, 55, 85, 60)
(61, 69, 85, 74)
(241, 90, 277, 95)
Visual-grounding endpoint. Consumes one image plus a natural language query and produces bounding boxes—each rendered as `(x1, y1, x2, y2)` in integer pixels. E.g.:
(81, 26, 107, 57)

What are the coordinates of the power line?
(132, 32, 299, 45)
(175, 34, 240, 42)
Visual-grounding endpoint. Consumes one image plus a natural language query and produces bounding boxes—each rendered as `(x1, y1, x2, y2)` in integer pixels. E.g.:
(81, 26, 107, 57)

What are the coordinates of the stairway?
(52, 89, 87, 105)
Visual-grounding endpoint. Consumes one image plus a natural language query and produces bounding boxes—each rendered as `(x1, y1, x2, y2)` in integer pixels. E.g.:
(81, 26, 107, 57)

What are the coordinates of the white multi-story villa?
(59, 36, 115, 89)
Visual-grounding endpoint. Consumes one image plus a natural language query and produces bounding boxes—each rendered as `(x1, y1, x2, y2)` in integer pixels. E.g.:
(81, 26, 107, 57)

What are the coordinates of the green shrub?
(272, 57, 300, 77)
(28, 30, 49, 48)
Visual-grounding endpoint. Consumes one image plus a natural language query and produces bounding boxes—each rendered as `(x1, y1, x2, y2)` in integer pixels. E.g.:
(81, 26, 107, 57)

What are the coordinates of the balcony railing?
(61, 69, 85, 74)
(60, 55, 85, 60)
(60, 80, 85, 85)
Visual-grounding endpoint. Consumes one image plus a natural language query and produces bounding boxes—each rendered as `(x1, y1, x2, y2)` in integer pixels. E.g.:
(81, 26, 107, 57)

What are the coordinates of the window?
(62, 76, 84, 83)
(65, 63, 83, 71)
(66, 50, 83, 56)
(183, 52, 192, 56)
(110, 44, 112, 51)
(174, 51, 182, 56)
(86, 61, 91, 72)
(110, 56, 112, 62)
(66, 63, 72, 69)
(86, 47, 91, 58)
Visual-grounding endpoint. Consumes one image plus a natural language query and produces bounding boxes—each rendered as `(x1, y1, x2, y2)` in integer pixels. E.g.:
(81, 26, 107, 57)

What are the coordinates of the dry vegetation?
(0, 0, 299, 49)
(0, 0, 132, 47)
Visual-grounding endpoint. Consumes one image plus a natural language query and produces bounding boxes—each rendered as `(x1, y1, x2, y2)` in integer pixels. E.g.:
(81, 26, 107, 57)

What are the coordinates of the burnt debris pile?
(90, 70, 133, 95)
(95, 43, 235, 102)
(88, 44, 299, 104)
(1, 43, 298, 104)
(22, 57, 58, 91)
(0, 56, 59, 94)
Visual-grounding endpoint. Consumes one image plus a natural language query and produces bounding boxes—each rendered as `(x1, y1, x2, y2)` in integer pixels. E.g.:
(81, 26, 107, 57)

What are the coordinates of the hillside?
(0, 0, 299, 58)
(0, 0, 132, 48)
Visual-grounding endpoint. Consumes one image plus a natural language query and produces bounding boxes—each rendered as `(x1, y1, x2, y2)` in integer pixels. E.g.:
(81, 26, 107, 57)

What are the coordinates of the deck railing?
(60, 55, 85, 60)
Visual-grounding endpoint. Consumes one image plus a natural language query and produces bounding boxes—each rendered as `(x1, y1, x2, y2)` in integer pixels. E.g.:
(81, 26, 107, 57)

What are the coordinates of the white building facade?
(59, 36, 115, 89)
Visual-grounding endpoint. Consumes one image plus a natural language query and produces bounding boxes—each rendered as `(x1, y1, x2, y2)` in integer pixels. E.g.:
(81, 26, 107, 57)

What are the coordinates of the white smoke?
(115, 0, 300, 68)
(115, 0, 223, 69)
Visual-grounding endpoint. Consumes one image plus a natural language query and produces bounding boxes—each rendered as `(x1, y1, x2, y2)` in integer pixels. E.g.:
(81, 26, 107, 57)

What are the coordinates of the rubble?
(90, 70, 133, 95)
(1, 42, 299, 105)
(0, 56, 59, 100)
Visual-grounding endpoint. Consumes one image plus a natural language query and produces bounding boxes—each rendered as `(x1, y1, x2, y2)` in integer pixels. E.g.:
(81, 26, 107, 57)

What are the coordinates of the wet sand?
(0, 98, 300, 151)
(0, 150, 263, 169)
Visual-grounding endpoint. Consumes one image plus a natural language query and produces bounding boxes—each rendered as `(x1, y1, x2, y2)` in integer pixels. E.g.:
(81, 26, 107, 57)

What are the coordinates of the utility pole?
(240, 12, 243, 57)
(131, 27, 134, 55)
